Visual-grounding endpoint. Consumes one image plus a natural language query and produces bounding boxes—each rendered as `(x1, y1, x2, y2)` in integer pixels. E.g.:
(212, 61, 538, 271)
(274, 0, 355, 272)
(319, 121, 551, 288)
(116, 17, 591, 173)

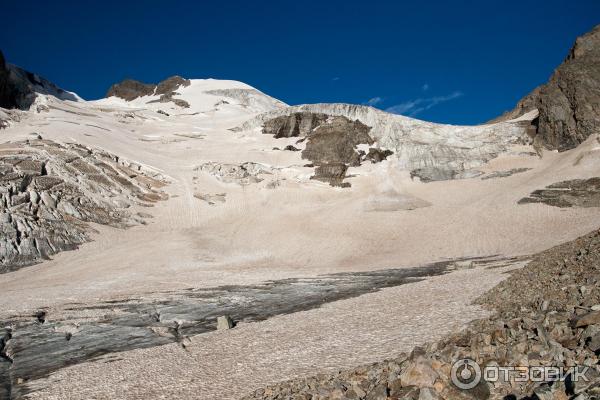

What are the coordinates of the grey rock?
(365, 383, 388, 400)
(518, 178, 600, 208)
(217, 315, 235, 330)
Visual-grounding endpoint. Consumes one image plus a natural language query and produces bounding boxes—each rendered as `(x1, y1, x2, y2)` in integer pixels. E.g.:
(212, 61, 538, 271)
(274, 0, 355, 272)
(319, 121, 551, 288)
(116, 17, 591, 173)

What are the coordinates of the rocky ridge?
(106, 75, 191, 107)
(0, 50, 79, 112)
(0, 138, 168, 273)
(494, 24, 600, 151)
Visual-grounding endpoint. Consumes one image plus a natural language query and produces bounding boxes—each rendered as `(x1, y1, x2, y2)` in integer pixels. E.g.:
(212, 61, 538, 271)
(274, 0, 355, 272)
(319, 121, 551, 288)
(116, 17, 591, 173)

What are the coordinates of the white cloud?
(422, 83, 429, 91)
(332, 77, 340, 81)
(385, 91, 463, 117)
(365, 96, 383, 106)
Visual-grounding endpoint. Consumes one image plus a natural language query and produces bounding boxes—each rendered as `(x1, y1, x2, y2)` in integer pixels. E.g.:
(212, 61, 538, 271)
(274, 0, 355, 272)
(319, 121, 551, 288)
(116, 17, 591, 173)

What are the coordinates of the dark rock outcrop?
(0, 50, 24, 109)
(106, 79, 155, 101)
(262, 112, 329, 138)
(283, 145, 300, 152)
(0, 50, 78, 110)
(518, 177, 600, 207)
(155, 75, 190, 96)
(495, 25, 600, 151)
(263, 113, 393, 187)
(364, 148, 394, 163)
(106, 75, 191, 107)
(301, 116, 374, 167)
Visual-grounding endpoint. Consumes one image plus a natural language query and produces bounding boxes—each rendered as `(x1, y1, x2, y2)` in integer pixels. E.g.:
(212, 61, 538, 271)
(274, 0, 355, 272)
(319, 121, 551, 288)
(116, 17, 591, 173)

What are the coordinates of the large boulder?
(495, 25, 600, 151)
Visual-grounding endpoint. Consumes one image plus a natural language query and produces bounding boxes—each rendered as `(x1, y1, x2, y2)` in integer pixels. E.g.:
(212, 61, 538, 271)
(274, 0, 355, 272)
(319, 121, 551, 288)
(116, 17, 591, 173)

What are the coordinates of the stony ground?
(243, 228, 600, 400)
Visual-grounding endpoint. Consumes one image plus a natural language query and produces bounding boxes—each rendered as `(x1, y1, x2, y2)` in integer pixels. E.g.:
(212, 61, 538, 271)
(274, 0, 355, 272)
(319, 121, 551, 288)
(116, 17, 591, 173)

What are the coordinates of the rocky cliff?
(0, 50, 79, 111)
(495, 25, 600, 151)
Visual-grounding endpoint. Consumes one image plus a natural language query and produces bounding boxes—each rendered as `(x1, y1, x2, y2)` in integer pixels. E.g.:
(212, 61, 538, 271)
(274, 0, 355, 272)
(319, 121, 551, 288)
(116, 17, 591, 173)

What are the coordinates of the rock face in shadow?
(0, 139, 168, 273)
(518, 177, 600, 207)
(262, 112, 329, 138)
(0, 50, 78, 110)
(106, 75, 191, 107)
(495, 25, 600, 151)
(0, 51, 25, 109)
(262, 113, 393, 187)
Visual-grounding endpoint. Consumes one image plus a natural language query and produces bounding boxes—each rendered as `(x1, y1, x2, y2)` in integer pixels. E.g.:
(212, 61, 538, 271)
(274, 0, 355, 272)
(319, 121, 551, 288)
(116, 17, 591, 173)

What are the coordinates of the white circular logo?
(451, 359, 482, 390)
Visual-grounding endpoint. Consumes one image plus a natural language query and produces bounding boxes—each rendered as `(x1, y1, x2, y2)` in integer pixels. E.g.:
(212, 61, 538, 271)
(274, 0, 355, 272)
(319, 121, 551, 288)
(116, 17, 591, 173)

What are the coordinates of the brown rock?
(399, 357, 439, 389)
(571, 311, 600, 328)
(493, 24, 600, 151)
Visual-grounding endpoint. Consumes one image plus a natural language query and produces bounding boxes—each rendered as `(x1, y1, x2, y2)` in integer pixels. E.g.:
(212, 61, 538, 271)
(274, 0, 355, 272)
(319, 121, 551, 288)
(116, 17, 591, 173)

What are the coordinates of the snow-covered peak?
(97, 77, 287, 115)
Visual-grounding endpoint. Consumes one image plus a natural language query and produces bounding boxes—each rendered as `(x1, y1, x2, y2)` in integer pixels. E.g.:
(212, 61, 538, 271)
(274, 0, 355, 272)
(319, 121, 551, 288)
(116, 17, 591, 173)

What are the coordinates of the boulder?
(216, 315, 235, 330)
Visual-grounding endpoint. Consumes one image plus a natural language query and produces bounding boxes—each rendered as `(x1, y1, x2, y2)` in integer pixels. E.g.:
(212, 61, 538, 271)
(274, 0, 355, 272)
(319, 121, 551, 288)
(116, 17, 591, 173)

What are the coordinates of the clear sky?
(2, 0, 599, 124)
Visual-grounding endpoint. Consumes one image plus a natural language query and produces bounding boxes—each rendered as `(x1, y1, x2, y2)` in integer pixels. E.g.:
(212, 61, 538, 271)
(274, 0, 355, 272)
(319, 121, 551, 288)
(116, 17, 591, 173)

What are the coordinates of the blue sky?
(2, 0, 599, 124)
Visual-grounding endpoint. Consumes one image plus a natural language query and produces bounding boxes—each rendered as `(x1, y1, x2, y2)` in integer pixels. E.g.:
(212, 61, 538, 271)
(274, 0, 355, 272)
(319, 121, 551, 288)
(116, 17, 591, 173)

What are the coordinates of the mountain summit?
(495, 24, 600, 151)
